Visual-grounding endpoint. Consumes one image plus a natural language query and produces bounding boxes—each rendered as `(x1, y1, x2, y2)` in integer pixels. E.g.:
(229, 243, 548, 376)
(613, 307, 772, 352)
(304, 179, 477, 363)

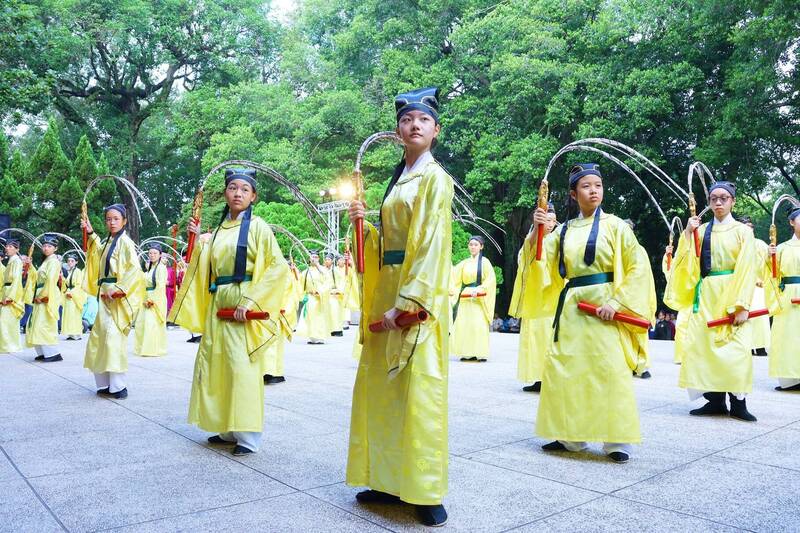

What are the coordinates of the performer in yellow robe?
(347, 87, 452, 526)
(766, 207, 800, 391)
(343, 253, 361, 323)
(326, 253, 345, 336)
(169, 168, 288, 456)
(509, 207, 559, 391)
(134, 244, 168, 357)
(26, 234, 64, 362)
(450, 237, 496, 361)
(664, 182, 758, 421)
(335, 256, 352, 330)
(296, 252, 332, 344)
(0, 238, 25, 354)
(263, 265, 300, 385)
(62, 253, 86, 340)
(662, 246, 689, 364)
(528, 163, 655, 463)
(81, 204, 144, 399)
(739, 217, 772, 356)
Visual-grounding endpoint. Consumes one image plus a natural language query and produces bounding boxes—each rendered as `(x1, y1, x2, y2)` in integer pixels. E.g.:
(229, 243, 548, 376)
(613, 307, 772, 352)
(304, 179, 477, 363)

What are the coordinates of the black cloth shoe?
(637, 371, 652, 379)
(34, 355, 44, 361)
(232, 445, 255, 456)
(112, 388, 128, 399)
(608, 451, 629, 463)
(542, 441, 567, 451)
(416, 504, 448, 527)
(264, 375, 286, 384)
(476, 358, 487, 362)
(522, 382, 542, 392)
(775, 383, 800, 391)
(355, 490, 401, 504)
(689, 392, 728, 416)
(41, 354, 63, 363)
(96, 388, 110, 395)
(208, 435, 234, 445)
(331, 331, 344, 337)
(729, 393, 757, 422)
(187, 335, 202, 344)
(753, 348, 768, 356)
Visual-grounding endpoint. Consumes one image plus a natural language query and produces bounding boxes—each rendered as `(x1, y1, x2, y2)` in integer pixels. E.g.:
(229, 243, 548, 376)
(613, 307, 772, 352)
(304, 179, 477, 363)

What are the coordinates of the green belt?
(780, 275, 800, 292)
(209, 274, 252, 293)
(35, 282, 44, 289)
(693, 269, 734, 313)
(383, 250, 405, 265)
(98, 277, 117, 284)
(3, 282, 10, 286)
(146, 287, 156, 292)
(553, 272, 614, 342)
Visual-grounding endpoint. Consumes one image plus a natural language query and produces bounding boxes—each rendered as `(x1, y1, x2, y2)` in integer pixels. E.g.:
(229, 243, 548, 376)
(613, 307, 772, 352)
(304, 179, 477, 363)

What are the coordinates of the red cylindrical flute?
(770, 224, 777, 278)
(460, 291, 486, 299)
(772, 255, 778, 278)
(693, 229, 701, 257)
(666, 252, 672, 271)
(368, 310, 429, 333)
(534, 180, 549, 261)
(216, 309, 270, 321)
(791, 298, 800, 305)
(577, 301, 650, 330)
(707, 308, 769, 328)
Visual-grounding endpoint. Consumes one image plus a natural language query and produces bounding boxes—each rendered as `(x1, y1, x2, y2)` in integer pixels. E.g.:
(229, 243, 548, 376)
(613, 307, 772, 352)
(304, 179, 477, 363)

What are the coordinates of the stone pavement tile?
(264, 380, 354, 429)
(0, 479, 63, 533)
(514, 495, 742, 532)
(465, 437, 704, 494)
(715, 426, 800, 471)
(228, 429, 349, 490)
(0, 449, 21, 482)
(469, 392, 538, 424)
(448, 410, 534, 456)
(28, 451, 296, 533)
(613, 455, 800, 531)
(108, 491, 389, 533)
(2, 423, 197, 478)
(307, 456, 599, 532)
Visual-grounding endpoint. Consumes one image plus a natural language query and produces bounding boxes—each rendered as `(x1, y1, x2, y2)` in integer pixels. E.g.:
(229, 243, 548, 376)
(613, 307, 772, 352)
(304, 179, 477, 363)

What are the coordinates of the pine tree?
(0, 151, 33, 225)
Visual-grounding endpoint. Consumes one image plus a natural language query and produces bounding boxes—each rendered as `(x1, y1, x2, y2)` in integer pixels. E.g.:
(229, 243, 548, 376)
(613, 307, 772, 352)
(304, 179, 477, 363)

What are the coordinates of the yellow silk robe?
(664, 221, 756, 393)
(765, 238, 800, 380)
(0, 255, 24, 353)
(509, 233, 560, 382)
(347, 159, 453, 505)
(344, 265, 360, 312)
(83, 231, 144, 374)
(169, 216, 287, 434)
(661, 254, 689, 363)
(296, 266, 331, 340)
(528, 213, 655, 443)
(62, 267, 86, 337)
(264, 269, 300, 377)
(750, 239, 772, 350)
(134, 262, 168, 357)
(328, 266, 346, 331)
(26, 255, 63, 347)
(450, 256, 496, 359)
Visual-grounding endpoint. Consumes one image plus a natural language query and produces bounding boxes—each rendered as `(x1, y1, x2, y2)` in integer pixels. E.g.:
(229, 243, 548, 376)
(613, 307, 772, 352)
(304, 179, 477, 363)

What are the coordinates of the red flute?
(216, 309, 270, 321)
(186, 220, 198, 263)
(368, 310, 429, 333)
(460, 291, 486, 298)
(693, 229, 701, 257)
(772, 255, 778, 278)
(666, 252, 672, 271)
(791, 298, 800, 305)
(770, 224, 777, 278)
(577, 301, 650, 330)
(534, 180, 549, 261)
(707, 308, 769, 328)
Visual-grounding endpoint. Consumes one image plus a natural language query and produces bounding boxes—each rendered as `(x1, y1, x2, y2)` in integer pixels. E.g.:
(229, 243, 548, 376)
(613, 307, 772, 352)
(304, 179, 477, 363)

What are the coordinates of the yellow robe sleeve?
(167, 234, 212, 333)
(110, 236, 145, 334)
(83, 232, 102, 296)
(64, 268, 87, 312)
(38, 258, 63, 321)
(2, 256, 25, 318)
(477, 257, 497, 323)
(521, 227, 565, 319)
(449, 260, 465, 307)
(393, 171, 454, 316)
(147, 263, 169, 325)
(237, 221, 288, 315)
(726, 228, 757, 313)
(664, 232, 699, 311)
(23, 267, 37, 305)
(607, 224, 656, 323)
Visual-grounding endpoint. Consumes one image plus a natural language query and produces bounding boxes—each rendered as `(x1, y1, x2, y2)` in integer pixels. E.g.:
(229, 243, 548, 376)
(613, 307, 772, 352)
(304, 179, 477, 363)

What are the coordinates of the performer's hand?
(187, 218, 201, 235)
(768, 244, 777, 255)
(665, 245, 674, 255)
(685, 216, 701, 236)
(532, 207, 548, 227)
(348, 201, 366, 224)
(596, 303, 616, 321)
(81, 218, 94, 234)
(21, 256, 31, 265)
(233, 305, 248, 322)
(145, 300, 153, 308)
(382, 307, 403, 330)
(732, 307, 749, 326)
(66, 293, 72, 299)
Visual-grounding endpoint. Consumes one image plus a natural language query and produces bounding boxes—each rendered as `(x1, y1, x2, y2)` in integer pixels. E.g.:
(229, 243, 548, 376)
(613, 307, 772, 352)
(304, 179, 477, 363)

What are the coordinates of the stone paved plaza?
(1, 328, 799, 532)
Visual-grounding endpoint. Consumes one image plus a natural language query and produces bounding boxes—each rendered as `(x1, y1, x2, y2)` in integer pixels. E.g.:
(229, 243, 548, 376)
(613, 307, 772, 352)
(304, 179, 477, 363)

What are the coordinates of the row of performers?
(2, 86, 799, 527)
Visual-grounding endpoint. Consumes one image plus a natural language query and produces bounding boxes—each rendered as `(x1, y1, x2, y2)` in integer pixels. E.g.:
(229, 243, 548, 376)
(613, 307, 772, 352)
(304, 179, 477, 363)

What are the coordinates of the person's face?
(105, 209, 126, 234)
(148, 249, 161, 263)
(545, 212, 557, 233)
(468, 239, 483, 257)
(310, 254, 319, 266)
(708, 190, 734, 218)
(324, 257, 333, 267)
(225, 179, 257, 213)
(396, 110, 440, 153)
(790, 217, 800, 236)
(42, 243, 56, 257)
(5, 244, 18, 256)
(657, 311, 665, 320)
(570, 174, 604, 212)
(67, 257, 77, 269)
(337, 258, 345, 268)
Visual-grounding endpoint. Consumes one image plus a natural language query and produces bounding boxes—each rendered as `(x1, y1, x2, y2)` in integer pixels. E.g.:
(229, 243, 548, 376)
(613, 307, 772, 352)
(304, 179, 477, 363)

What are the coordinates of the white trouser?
(34, 345, 59, 357)
(778, 378, 800, 388)
(219, 431, 262, 452)
(688, 388, 746, 401)
(94, 372, 127, 393)
(559, 441, 633, 456)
